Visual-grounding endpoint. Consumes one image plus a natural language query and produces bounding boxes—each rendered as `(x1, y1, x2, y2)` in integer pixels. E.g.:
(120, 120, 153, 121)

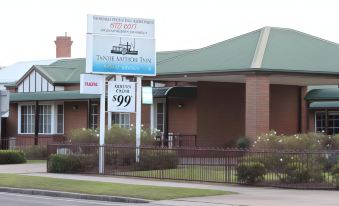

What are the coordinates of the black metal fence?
(47, 144, 339, 189)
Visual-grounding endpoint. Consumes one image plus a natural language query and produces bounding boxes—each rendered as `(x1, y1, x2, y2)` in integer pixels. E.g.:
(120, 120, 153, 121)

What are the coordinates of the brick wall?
(168, 98, 197, 134)
(270, 84, 300, 134)
(245, 75, 270, 139)
(197, 82, 245, 147)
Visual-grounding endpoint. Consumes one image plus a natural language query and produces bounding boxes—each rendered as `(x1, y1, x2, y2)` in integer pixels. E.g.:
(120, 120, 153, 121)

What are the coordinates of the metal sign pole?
(136, 76, 142, 162)
(99, 75, 106, 174)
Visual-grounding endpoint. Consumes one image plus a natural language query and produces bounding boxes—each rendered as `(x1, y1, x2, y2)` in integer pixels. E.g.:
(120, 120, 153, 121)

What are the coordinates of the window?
(38, 105, 52, 134)
(156, 102, 165, 132)
(57, 105, 64, 134)
(89, 104, 99, 129)
(315, 111, 339, 135)
(21, 105, 35, 133)
(19, 103, 63, 134)
(112, 113, 130, 128)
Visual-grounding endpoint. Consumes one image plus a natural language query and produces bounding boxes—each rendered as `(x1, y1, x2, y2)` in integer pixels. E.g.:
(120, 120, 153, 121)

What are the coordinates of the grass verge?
(0, 174, 231, 200)
(26, 160, 46, 164)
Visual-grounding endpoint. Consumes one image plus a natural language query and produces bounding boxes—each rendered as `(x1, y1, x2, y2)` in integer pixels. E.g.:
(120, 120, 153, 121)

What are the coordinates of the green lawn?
(116, 166, 237, 183)
(0, 174, 232, 200)
(26, 160, 46, 164)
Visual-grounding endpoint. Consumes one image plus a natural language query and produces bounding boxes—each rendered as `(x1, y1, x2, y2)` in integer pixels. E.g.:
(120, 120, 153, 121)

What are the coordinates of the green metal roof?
(310, 101, 339, 109)
(157, 29, 261, 75)
(10, 90, 99, 102)
(157, 27, 339, 76)
(153, 86, 197, 98)
(305, 89, 339, 101)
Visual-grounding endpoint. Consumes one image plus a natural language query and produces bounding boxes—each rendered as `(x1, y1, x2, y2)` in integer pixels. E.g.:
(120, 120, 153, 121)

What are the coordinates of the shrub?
(0, 150, 26, 164)
(135, 150, 179, 171)
(283, 162, 312, 183)
(236, 161, 266, 184)
(48, 154, 97, 173)
(69, 125, 156, 146)
(236, 137, 251, 149)
(105, 149, 136, 166)
(252, 131, 329, 151)
(23, 146, 47, 160)
(105, 125, 156, 146)
(69, 128, 99, 144)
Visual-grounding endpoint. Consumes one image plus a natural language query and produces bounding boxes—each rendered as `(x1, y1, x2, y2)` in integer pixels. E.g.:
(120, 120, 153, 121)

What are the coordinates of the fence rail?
(47, 144, 339, 189)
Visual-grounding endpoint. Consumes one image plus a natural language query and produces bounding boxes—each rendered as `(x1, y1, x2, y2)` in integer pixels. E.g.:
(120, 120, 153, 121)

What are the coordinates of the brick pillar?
(300, 86, 308, 133)
(54, 34, 73, 58)
(245, 74, 270, 139)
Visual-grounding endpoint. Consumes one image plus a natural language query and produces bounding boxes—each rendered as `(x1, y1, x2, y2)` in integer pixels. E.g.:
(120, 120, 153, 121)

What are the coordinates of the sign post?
(99, 75, 106, 174)
(85, 14, 155, 172)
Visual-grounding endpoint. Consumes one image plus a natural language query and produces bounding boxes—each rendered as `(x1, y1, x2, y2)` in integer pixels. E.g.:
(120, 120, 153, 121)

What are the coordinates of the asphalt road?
(0, 192, 161, 206)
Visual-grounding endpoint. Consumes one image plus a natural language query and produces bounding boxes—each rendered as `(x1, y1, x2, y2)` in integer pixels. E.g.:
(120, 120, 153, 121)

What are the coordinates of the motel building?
(2, 26, 339, 148)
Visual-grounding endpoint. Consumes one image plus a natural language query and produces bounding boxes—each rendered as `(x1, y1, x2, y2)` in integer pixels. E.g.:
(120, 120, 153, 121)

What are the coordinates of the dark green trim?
(10, 91, 100, 102)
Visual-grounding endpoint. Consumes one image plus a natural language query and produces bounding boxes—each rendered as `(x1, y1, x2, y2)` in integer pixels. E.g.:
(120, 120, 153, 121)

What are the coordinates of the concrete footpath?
(1, 163, 339, 206)
(25, 173, 339, 206)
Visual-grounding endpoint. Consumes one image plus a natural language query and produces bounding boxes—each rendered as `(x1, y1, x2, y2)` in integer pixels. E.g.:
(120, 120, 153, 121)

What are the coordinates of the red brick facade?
(245, 75, 270, 139)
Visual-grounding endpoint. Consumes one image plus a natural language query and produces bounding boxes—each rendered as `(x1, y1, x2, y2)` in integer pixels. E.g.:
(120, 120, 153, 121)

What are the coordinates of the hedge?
(0, 150, 26, 164)
(48, 154, 97, 173)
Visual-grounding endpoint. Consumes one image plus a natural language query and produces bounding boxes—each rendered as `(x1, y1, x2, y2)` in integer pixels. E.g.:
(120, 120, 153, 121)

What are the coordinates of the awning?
(305, 89, 339, 101)
(309, 101, 339, 109)
(153, 86, 197, 98)
(10, 90, 100, 102)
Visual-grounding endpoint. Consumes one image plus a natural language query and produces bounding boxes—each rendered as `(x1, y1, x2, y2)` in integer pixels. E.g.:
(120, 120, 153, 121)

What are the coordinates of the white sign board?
(87, 15, 155, 38)
(86, 35, 156, 76)
(80, 74, 104, 94)
(142, 87, 153, 104)
(108, 81, 136, 112)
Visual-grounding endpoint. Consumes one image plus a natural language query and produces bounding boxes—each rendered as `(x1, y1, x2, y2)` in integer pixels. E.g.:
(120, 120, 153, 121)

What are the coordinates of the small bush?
(236, 161, 266, 184)
(48, 154, 97, 173)
(283, 162, 312, 183)
(0, 150, 26, 164)
(135, 150, 179, 171)
(236, 137, 251, 149)
(23, 146, 47, 160)
(69, 128, 99, 144)
(105, 149, 136, 166)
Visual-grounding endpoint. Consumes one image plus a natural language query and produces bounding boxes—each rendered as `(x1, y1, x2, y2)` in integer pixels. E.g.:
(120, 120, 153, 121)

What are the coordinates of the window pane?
(57, 105, 64, 134)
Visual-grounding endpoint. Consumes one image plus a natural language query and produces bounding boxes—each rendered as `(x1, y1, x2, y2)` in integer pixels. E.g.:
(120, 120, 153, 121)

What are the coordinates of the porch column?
(300, 86, 308, 133)
(245, 74, 270, 139)
(34, 101, 39, 145)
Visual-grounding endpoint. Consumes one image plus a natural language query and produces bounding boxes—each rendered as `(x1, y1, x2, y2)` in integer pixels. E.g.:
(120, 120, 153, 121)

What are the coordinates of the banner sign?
(108, 81, 136, 112)
(87, 15, 155, 38)
(80, 74, 104, 94)
(86, 34, 156, 76)
(142, 87, 153, 104)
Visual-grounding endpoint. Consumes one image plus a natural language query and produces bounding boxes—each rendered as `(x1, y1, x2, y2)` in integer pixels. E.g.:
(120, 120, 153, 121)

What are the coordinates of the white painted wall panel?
(36, 72, 42, 92)
(29, 71, 36, 92)
(23, 78, 29, 92)
(48, 82, 54, 92)
(42, 78, 48, 92)
(54, 86, 64, 91)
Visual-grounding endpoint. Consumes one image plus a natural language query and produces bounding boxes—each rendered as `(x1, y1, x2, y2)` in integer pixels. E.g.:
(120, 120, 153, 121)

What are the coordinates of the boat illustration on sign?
(111, 38, 138, 55)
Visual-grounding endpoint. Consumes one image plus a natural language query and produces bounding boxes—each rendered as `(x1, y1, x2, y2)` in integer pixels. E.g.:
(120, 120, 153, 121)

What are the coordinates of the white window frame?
(89, 104, 99, 129)
(18, 102, 64, 135)
(111, 113, 131, 128)
(153, 98, 166, 132)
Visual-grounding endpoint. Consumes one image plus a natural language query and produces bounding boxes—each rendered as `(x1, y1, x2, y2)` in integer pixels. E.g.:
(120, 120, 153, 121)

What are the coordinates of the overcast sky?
(0, 0, 338, 66)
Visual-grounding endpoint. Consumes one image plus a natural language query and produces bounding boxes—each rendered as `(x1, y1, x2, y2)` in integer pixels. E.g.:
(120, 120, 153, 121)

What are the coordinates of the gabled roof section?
(262, 27, 339, 74)
(157, 50, 194, 63)
(34, 58, 86, 84)
(157, 29, 262, 75)
(157, 27, 339, 76)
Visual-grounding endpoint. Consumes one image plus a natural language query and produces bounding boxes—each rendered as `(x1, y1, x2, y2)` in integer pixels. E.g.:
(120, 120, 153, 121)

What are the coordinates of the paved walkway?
(2, 164, 339, 206)
(0, 163, 46, 174)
